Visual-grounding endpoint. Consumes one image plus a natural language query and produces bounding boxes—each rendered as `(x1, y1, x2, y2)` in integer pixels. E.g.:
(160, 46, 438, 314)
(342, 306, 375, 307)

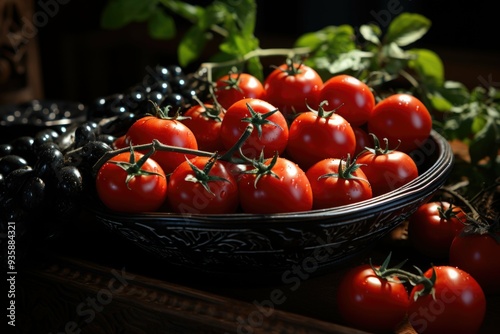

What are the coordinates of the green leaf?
(384, 13, 431, 47)
(360, 24, 381, 45)
(469, 118, 498, 165)
(408, 48, 444, 85)
(101, 0, 157, 29)
(321, 49, 373, 75)
(159, 0, 203, 22)
(148, 10, 176, 39)
(220, 0, 257, 37)
(178, 25, 208, 67)
(294, 25, 355, 55)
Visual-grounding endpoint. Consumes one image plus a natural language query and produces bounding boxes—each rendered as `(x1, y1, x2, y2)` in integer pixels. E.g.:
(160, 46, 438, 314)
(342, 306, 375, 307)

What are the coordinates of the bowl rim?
(89, 129, 453, 223)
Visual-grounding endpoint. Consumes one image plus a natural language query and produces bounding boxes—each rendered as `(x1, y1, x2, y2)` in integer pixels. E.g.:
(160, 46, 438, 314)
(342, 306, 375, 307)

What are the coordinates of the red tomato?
(356, 140, 418, 196)
(167, 156, 239, 214)
(263, 61, 323, 118)
(407, 201, 466, 259)
(96, 151, 167, 213)
(352, 126, 372, 156)
(285, 103, 356, 170)
(113, 134, 127, 149)
(220, 98, 289, 159)
(306, 157, 372, 209)
(214, 71, 265, 109)
(337, 264, 410, 333)
(237, 156, 312, 214)
(408, 266, 486, 334)
(124, 112, 198, 174)
(367, 93, 432, 153)
(182, 103, 225, 152)
(449, 231, 500, 294)
(319, 74, 375, 126)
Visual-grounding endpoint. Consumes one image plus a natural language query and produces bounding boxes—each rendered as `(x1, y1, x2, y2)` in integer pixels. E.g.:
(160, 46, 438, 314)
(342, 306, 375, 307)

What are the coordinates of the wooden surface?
(13, 214, 500, 334)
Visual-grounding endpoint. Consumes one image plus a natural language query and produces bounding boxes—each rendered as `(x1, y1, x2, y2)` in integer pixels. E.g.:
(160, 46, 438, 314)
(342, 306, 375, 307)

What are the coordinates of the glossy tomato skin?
(214, 72, 265, 110)
(167, 156, 239, 214)
(237, 157, 312, 214)
(286, 111, 356, 171)
(337, 264, 410, 333)
(368, 93, 432, 153)
(264, 62, 323, 118)
(182, 104, 225, 152)
(356, 149, 418, 197)
(319, 74, 375, 126)
(408, 201, 466, 259)
(124, 115, 198, 174)
(352, 126, 372, 156)
(408, 266, 486, 334)
(220, 98, 289, 159)
(96, 152, 167, 213)
(306, 158, 372, 209)
(449, 233, 500, 294)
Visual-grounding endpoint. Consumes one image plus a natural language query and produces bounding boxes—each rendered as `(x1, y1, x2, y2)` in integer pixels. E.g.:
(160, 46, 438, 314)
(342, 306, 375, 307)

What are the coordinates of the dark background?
(33, 0, 500, 104)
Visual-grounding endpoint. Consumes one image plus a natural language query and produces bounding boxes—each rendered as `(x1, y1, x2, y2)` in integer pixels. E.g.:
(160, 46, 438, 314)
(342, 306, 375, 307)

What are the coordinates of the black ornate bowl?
(89, 130, 453, 278)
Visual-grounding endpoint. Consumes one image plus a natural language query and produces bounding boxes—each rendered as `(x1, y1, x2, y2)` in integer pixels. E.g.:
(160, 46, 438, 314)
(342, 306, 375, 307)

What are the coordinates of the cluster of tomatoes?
(95, 61, 434, 215)
(337, 197, 499, 334)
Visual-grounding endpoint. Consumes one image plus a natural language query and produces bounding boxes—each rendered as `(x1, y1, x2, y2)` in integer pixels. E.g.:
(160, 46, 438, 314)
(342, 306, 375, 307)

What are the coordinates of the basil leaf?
(178, 25, 208, 67)
(101, 0, 157, 29)
(408, 48, 444, 85)
(384, 13, 431, 47)
(148, 10, 176, 39)
(360, 24, 381, 45)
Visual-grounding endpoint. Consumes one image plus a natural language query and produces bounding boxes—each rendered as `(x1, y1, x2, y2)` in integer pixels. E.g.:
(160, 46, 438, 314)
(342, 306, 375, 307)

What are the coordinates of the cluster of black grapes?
(87, 64, 207, 134)
(0, 63, 205, 263)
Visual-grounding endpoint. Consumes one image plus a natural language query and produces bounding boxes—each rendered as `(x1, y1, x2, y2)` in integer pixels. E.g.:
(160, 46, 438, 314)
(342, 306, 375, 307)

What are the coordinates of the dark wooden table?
(12, 211, 499, 334)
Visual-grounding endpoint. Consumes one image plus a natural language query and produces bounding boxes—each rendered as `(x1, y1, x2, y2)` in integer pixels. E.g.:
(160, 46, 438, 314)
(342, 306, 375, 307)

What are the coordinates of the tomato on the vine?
(237, 154, 312, 214)
(449, 230, 500, 294)
(356, 134, 418, 197)
(407, 201, 466, 259)
(167, 155, 239, 214)
(96, 150, 167, 213)
(367, 93, 432, 153)
(286, 101, 356, 171)
(214, 70, 265, 109)
(182, 102, 226, 152)
(336, 263, 410, 333)
(408, 266, 486, 334)
(124, 104, 198, 174)
(319, 74, 375, 126)
(263, 60, 323, 118)
(219, 98, 289, 159)
(306, 156, 372, 209)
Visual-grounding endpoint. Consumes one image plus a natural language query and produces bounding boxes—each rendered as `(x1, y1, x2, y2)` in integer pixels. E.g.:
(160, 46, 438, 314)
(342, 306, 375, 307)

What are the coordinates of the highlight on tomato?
(96, 147, 167, 213)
